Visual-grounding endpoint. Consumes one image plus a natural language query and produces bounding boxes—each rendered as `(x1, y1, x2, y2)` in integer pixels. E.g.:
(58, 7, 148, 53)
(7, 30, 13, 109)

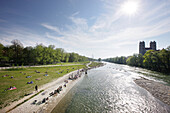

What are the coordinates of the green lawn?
(89, 62, 103, 67)
(60, 61, 90, 65)
(0, 64, 86, 109)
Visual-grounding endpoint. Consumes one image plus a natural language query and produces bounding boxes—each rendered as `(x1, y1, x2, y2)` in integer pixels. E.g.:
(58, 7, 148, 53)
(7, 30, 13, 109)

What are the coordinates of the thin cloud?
(0, 26, 50, 47)
(0, 19, 7, 23)
(71, 11, 79, 16)
(41, 23, 63, 35)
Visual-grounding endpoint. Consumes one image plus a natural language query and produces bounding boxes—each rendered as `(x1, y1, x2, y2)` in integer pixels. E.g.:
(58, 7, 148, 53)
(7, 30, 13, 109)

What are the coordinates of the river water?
(52, 62, 170, 113)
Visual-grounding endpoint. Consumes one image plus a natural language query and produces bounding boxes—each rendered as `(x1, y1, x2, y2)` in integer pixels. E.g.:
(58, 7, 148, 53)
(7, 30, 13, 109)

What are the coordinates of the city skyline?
(0, 0, 170, 58)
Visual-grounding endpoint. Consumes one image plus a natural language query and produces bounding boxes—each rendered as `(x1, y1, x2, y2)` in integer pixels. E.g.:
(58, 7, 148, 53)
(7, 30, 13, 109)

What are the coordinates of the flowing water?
(52, 62, 170, 113)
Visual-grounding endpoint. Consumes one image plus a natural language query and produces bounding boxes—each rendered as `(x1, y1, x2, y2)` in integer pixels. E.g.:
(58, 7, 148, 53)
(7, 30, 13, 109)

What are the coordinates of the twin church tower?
(139, 41, 157, 55)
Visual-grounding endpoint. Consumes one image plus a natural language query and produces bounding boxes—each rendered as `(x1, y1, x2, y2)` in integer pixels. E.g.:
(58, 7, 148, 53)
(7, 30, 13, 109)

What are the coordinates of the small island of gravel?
(134, 77, 170, 106)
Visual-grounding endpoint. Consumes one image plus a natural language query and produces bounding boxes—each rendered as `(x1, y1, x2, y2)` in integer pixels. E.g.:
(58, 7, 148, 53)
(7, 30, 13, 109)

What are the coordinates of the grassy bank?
(60, 61, 90, 65)
(137, 71, 170, 85)
(0, 64, 87, 109)
(89, 62, 104, 68)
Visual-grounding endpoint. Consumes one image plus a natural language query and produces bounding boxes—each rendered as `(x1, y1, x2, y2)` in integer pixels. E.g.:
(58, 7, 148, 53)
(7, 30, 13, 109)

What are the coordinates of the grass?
(0, 64, 86, 109)
(42, 61, 90, 66)
(60, 61, 90, 65)
(137, 71, 170, 85)
(89, 62, 103, 68)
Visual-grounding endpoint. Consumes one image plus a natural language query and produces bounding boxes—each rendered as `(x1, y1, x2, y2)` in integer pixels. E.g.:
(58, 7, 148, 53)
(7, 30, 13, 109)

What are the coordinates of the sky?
(0, 0, 170, 58)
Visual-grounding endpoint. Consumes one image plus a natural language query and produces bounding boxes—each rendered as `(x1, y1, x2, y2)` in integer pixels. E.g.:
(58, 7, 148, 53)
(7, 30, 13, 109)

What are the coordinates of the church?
(139, 41, 157, 55)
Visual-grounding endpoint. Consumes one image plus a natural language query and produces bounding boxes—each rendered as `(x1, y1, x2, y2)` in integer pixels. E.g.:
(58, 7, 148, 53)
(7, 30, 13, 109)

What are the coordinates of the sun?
(121, 0, 139, 15)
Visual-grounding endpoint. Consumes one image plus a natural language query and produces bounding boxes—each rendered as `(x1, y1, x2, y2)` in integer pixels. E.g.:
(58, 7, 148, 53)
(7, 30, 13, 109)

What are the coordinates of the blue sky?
(0, 0, 170, 58)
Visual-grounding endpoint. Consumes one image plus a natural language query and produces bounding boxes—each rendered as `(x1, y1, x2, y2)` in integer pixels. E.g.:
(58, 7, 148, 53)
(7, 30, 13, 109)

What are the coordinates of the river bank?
(0, 62, 92, 113)
(134, 77, 170, 106)
(5, 69, 85, 113)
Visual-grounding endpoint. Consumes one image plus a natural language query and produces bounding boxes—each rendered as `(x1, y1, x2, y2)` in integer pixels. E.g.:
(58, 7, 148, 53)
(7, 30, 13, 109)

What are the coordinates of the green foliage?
(98, 58, 101, 62)
(104, 46, 170, 73)
(104, 56, 127, 64)
(89, 62, 103, 67)
(167, 46, 170, 51)
(0, 40, 89, 67)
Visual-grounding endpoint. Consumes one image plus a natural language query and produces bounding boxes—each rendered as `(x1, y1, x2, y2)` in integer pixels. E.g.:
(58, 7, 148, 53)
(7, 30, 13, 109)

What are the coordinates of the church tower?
(139, 41, 146, 55)
(150, 41, 156, 50)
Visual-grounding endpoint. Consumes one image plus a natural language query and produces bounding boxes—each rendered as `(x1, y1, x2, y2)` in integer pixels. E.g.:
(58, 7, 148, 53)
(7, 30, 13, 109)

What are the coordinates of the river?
(52, 62, 170, 113)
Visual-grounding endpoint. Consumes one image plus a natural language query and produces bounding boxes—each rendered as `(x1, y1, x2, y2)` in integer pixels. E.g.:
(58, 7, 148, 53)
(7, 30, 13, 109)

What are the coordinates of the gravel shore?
(134, 77, 170, 106)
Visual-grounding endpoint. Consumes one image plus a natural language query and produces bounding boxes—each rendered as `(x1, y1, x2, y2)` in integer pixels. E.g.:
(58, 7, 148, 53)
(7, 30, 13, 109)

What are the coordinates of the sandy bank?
(134, 77, 170, 106)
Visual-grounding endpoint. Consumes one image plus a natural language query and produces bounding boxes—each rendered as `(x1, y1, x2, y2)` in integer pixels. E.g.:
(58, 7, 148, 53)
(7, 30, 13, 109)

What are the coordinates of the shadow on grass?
(4, 68, 26, 71)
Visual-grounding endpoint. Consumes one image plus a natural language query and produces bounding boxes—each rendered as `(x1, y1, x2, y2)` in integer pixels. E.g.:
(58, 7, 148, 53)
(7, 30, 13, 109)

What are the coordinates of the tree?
(166, 45, 170, 51)
(64, 53, 70, 62)
(34, 44, 45, 64)
(158, 49, 170, 72)
(69, 53, 78, 62)
(55, 48, 62, 63)
(137, 54, 143, 67)
(0, 43, 9, 66)
(98, 58, 101, 62)
(60, 48, 66, 62)
(143, 50, 154, 69)
(11, 39, 24, 65)
(23, 46, 35, 65)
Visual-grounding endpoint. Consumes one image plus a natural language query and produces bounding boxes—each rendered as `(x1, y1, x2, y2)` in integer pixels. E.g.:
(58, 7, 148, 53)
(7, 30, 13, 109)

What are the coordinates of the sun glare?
(121, 1, 139, 15)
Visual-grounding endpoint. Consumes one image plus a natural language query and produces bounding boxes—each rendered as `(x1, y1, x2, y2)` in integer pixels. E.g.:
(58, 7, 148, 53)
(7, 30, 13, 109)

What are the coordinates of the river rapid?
(52, 62, 170, 113)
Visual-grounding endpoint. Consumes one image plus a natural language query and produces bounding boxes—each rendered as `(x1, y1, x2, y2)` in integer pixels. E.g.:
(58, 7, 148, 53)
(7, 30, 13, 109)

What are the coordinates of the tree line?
(0, 39, 90, 66)
(104, 46, 170, 73)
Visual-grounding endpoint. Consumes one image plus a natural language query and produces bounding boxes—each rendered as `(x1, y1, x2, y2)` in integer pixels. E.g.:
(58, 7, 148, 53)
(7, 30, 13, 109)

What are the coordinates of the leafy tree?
(137, 54, 143, 67)
(0, 43, 9, 66)
(23, 46, 35, 65)
(35, 44, 45, 64)
(55, 48, 62, 63)
(69, 53, 78, 62)
(11, 39, 24, 65)
(64, 53, 70, 62)
(166, 45, 170, 51)
(143, 50, 154, 69)
(98, 58, 101, 62)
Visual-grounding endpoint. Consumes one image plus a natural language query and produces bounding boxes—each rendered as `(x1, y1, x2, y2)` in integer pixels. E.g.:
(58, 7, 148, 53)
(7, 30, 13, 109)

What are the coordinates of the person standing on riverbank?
(35, 85, 38, 92)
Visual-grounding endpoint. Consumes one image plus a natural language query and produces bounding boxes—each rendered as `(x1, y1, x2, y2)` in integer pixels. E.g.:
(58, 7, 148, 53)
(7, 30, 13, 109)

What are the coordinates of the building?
(139, 41, 157, 55)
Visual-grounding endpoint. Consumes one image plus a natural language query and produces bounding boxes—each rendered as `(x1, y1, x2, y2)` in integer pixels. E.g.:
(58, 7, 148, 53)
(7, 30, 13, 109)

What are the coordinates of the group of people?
(49, 86, 63, 96)
(68, 69, 84, 80)
(7, 86, 17, 90)
(33, 69, 84, 105)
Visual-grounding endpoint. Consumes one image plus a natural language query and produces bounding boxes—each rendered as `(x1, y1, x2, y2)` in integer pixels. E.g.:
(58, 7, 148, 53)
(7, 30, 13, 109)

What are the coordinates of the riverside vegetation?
(0, 39, 92, 67)
(104, 45, 170, 74)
